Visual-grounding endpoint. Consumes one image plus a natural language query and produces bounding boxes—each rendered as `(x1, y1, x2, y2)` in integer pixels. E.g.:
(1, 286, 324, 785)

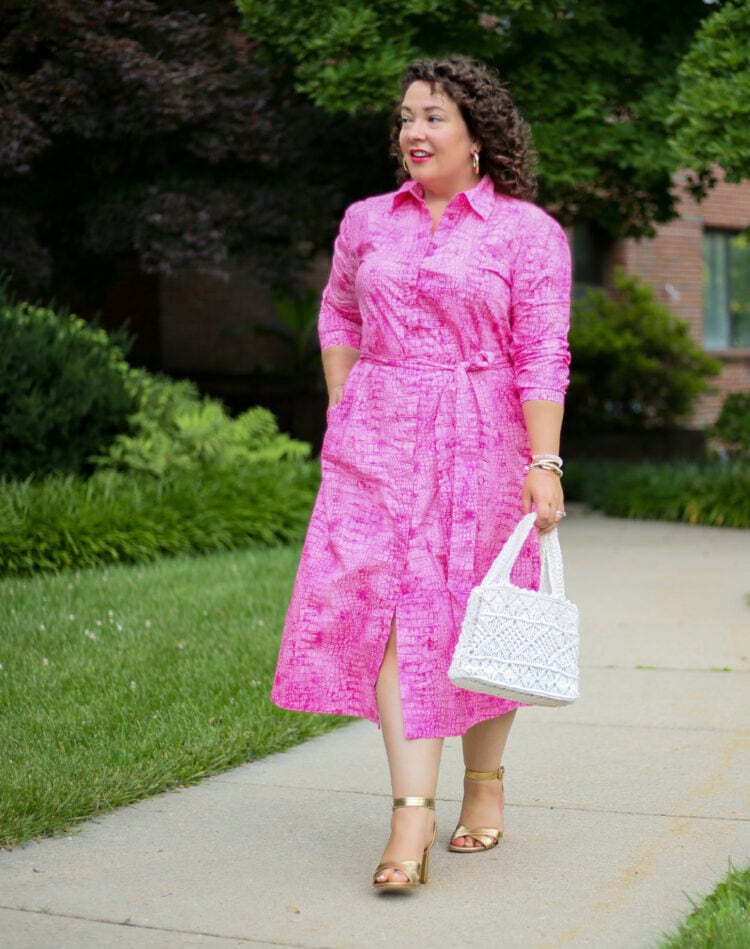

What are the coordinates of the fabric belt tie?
(358, 351, 514, 618)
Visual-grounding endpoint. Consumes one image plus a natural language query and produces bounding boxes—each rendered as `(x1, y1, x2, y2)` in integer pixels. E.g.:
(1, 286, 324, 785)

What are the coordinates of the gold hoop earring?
(472, 152, 480, 176)
(402, 156, 410, 175)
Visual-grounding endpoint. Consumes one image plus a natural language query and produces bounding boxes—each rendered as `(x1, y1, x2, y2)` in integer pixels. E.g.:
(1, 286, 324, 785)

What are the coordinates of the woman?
(271, 56, 570, 891)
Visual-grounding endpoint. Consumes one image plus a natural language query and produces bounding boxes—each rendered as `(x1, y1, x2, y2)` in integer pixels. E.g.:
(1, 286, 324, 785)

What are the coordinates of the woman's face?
(399, 81, 478, 199)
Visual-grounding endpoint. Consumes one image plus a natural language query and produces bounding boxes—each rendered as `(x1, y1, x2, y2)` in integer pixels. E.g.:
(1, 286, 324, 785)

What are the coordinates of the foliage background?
(239, 0, 716, 237)
(0, 0, 734, 315)
(0, 0, 392, 306)
(668, 0, 750, 193)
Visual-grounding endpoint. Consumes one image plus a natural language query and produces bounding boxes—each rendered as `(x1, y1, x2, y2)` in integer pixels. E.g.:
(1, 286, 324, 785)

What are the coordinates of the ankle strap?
(464, 766, 505, 782)
(392, 796, 435, 810)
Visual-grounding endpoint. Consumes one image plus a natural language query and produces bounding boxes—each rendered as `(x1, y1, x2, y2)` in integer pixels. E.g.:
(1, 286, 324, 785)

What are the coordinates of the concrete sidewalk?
(1, 512, 749, 948)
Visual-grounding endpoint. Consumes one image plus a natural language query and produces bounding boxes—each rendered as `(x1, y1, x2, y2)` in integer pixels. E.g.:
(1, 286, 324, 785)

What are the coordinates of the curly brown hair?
(391, 56, 537, 200)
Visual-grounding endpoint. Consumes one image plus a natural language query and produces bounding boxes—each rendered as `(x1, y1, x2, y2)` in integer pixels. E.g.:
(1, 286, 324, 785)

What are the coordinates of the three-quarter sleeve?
(318, 203, 363, 351)
(509, 211, 572, 404)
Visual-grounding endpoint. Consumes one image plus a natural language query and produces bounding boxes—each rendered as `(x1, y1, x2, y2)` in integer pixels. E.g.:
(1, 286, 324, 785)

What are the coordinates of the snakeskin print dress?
(271, 175, 571, 738)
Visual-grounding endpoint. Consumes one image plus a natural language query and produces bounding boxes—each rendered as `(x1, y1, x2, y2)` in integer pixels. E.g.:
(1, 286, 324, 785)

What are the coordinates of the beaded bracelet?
(531, 453, 563, 467)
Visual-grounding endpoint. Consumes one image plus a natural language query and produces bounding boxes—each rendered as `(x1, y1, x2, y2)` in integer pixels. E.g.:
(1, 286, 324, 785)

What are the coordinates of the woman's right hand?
(522, 468, 565, 534)
(328, 383, 345, 408)
(322, 345, 360, 408)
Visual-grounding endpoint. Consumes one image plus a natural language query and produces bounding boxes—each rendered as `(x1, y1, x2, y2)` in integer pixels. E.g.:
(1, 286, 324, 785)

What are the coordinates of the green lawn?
(0, 544, 347, 847)
(660, 862, 750, 948)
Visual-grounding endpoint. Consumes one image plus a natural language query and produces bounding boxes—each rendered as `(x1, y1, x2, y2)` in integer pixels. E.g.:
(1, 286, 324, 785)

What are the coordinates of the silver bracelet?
(525, 461, 563, 478)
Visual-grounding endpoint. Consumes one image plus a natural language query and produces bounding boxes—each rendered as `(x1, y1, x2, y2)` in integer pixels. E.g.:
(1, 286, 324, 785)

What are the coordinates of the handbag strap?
(482, 512, 567, 599)
(539, 526, 567, 598)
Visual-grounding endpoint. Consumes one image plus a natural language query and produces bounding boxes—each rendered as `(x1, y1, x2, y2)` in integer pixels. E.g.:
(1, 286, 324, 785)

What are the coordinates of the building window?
(703, 229, 750, 349)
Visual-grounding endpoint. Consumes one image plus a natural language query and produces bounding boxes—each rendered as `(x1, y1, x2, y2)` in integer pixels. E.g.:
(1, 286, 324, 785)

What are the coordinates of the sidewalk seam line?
(0, 904, 322, 949)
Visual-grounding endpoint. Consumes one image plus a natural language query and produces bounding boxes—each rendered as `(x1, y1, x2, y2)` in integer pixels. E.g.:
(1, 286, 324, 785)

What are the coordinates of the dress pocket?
(326, 399, 345, 422)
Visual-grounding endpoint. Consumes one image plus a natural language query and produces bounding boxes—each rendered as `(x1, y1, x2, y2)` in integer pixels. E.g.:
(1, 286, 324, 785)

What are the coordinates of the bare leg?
(374, 622, 443, 884)
(452, 711, 516, 849)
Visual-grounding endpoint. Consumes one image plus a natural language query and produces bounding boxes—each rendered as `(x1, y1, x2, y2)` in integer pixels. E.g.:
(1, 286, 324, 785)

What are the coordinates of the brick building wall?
(159, 268, 282, 377)
(609, 174, 750, 428)
(159, 255, 331, 378)
(158, 260, 330, 446)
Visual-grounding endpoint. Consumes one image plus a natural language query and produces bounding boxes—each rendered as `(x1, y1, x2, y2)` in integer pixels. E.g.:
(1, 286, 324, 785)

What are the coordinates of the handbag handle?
(482, 512, 567, 599)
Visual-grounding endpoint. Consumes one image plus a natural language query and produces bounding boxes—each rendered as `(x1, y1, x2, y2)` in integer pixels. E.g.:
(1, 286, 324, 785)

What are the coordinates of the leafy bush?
(567, 270, 721, 432)
(565, 460, 750, 528)
(0, 282, 135, 478)
(711, 392, 750, 462)
(93, 372, 310, 477)
(0, 461, 320, 576)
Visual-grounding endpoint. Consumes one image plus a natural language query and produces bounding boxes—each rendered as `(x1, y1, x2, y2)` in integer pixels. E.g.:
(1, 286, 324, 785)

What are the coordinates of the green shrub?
(711, 392, 750, 462)
(567, 270, 721, 432)
(93, 372, 310, 477)
(565, 460, 750, 528)
(0, 282, 135, 478)
(0, 461, 320, 576)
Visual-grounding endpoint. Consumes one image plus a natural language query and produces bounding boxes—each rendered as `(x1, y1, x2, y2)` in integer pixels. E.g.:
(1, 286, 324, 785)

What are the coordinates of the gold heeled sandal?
(448, 766, 504, 853)
(373, 796, 437, 891)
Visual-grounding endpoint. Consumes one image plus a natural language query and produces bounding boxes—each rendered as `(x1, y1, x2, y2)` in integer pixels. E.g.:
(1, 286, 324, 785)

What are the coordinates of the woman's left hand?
(522, 469, 565, 534)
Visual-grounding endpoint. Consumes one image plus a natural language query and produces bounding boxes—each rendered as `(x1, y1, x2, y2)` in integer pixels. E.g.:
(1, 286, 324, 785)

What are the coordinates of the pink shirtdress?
(271, 175, 571, 739)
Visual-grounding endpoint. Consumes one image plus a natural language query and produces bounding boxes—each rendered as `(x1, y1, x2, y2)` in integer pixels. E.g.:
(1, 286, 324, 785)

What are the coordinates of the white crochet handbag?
(449, 512, 580, 707)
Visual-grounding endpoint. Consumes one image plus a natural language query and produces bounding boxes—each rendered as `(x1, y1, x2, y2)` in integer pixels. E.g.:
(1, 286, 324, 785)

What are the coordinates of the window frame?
(702, 227, 750, 352)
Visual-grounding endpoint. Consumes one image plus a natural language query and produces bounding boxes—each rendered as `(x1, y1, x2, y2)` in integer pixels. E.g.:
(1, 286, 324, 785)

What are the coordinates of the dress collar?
(391, 174, 496, 220)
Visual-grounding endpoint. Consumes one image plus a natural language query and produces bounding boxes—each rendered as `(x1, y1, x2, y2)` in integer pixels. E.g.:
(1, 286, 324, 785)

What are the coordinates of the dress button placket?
(405, 227, 431, 315)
